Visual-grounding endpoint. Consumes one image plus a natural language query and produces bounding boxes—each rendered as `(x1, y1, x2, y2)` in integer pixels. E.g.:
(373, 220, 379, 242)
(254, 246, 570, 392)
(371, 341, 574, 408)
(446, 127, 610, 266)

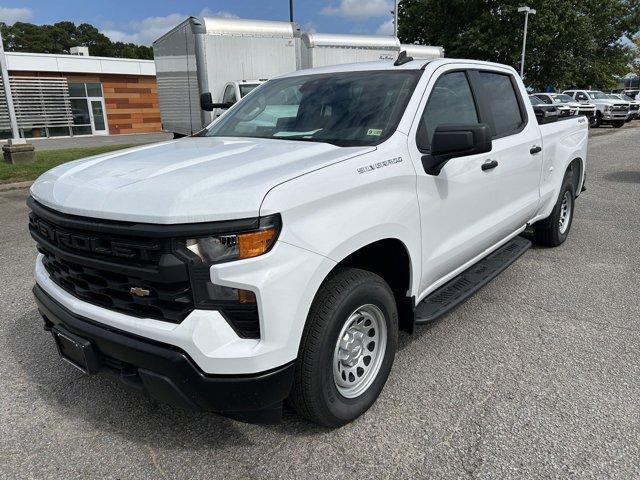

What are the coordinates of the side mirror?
(422, 123, 492, 175)
(200, 92, 234, 112)
(200, 92, 214, 111)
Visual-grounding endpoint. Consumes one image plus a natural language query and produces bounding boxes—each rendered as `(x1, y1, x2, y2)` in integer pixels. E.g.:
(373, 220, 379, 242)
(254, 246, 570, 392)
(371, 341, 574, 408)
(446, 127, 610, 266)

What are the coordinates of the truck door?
(470, 70, 542, 237)
(408, 68, 507, 293)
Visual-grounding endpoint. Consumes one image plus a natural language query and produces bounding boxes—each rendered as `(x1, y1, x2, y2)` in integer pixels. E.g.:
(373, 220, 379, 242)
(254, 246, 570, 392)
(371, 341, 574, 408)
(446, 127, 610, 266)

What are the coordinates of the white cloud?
(0, 6, 33, 25)
(101, 9, 239, 46)
(322, 0, 392, 19)
(302, 21, 317, 34)
(199, 8, 239, 19)
(376, 19, 394, 35)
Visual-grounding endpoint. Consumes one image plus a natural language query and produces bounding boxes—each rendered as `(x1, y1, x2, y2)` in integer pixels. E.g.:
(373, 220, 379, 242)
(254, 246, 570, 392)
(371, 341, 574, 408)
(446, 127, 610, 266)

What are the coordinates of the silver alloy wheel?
(559, 190, 572, 234)
(333, 304, 387, 399)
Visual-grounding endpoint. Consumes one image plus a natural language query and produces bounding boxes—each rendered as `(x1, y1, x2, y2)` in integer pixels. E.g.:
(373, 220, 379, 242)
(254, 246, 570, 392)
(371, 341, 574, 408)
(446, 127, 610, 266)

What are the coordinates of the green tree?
(398, 0, 640, 90)
(0, 21, 153, 60)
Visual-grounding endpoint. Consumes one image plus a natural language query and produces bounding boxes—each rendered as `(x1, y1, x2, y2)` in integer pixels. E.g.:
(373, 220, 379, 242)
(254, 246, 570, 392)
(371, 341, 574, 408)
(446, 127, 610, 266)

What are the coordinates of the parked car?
(611, 93, 640, 120)
(562, 89, 629, 128)
(532, 93, 577, 117)
(529, 95, 560, 123)
(29, 57, 588, 427)
(552, 93, 597, 124)
(623, 89, 640, 100)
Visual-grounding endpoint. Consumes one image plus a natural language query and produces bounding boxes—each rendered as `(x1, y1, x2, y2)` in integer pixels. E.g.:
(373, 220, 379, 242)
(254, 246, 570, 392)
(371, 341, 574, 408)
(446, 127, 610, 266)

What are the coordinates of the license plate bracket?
(52, 326, 100, 374)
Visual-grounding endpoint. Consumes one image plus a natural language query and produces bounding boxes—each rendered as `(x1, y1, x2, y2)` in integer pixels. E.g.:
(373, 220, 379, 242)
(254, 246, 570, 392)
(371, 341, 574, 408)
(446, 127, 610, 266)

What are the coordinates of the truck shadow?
(4, 309, 328, 446)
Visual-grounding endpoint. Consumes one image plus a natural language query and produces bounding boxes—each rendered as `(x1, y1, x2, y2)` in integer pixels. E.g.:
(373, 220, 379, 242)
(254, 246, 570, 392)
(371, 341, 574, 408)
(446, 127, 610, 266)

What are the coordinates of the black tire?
(612, 120, 625, 128)
(533, 171, 576, 247)
(290, 267, 398, 427)
(592, 112, 602, 128)
(172, 132, 186, 139)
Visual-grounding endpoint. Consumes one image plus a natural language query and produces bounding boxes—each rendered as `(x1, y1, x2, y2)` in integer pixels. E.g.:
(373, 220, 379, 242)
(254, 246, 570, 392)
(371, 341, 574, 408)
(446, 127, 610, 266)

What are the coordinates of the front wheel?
(591, 112, 602, 128)
(290, 268, 398, 427)
(612, 120, 625, 128)
(533, 172, 575, 247)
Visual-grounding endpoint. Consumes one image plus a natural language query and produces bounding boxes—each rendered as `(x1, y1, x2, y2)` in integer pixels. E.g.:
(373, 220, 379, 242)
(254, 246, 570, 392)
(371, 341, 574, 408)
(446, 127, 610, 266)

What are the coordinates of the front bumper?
(602, 112, 628, 120)
(34, 284, 295, 422)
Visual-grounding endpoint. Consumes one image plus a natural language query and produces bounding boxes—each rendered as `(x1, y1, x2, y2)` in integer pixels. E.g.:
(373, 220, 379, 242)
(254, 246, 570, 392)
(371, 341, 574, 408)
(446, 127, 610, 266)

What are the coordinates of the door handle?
(530, 145, 542, 155)
(481, 159, 499, 171)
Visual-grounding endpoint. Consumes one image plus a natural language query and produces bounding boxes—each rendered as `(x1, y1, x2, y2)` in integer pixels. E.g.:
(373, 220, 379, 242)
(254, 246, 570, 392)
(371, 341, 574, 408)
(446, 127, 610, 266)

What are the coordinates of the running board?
(415, 236, 532, 324)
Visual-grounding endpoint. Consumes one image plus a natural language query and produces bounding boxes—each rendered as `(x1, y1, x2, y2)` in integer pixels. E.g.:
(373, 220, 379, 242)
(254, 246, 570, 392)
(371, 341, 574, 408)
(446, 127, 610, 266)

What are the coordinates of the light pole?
(394, 0, 399, 37)
(0, 31, 19, 140)
(517, 6, 536, 78)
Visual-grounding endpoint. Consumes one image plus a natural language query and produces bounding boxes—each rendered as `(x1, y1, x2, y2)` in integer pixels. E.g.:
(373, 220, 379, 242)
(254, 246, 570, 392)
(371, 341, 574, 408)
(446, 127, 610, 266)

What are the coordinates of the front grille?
(631, 105, 639, 111)
(29, 203, 194, 323)
(40, 247, 193, 322)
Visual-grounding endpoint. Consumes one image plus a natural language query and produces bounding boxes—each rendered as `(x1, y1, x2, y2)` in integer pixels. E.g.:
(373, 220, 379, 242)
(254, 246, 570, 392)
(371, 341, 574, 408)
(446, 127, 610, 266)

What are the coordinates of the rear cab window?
(475, 71, 526, 138)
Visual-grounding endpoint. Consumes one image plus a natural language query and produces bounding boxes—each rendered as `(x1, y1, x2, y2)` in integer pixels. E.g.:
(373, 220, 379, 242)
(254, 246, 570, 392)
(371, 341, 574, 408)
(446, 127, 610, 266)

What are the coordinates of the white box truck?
(154, 16, 445, 136)
(400, 43, 445, 60)
(298, 33, 400, 68)
(153, 17, 300, 136)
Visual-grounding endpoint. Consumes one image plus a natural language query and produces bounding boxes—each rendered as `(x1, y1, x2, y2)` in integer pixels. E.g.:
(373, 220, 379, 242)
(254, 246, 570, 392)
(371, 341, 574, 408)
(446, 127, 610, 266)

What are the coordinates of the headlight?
(176, 214, 281, 339)
(185, 215, 280, 264)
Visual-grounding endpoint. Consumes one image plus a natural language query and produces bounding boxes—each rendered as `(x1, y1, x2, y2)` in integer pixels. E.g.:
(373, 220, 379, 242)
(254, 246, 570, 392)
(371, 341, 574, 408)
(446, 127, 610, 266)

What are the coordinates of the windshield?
(607, 94, 623, 100)
(203, 70, 421, 146)
(529, 96, 543, 105)
(553, 94, 574, 103)
(619, 94, 634, 102)
(588, 91, 608, 99)
(239, 84, 260, 97)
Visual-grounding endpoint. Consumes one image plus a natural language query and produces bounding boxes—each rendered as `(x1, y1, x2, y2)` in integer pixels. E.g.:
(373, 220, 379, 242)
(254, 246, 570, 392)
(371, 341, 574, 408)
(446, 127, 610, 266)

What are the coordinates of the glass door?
(89, 98, 108, 135)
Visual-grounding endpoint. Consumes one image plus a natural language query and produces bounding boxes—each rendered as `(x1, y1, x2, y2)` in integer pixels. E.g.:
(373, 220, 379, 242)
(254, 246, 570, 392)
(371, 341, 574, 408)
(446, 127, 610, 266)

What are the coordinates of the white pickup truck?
(29, 57, 588, 427)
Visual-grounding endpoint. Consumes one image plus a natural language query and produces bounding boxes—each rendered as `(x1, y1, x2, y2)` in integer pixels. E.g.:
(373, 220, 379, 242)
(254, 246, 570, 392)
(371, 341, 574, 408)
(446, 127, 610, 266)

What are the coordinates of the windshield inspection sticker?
(366, 128, 383, 136)
(357, 157, 403, 174)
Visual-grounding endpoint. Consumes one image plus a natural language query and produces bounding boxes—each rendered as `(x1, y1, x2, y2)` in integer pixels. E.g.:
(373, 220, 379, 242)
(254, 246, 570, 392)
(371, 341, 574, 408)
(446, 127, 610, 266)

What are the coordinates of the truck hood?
(30, 137, 374, 223)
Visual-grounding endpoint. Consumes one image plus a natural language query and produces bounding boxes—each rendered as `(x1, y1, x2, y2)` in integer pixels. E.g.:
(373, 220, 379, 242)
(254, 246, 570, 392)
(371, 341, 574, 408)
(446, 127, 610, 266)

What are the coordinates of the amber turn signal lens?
(238, 228, 278, 259)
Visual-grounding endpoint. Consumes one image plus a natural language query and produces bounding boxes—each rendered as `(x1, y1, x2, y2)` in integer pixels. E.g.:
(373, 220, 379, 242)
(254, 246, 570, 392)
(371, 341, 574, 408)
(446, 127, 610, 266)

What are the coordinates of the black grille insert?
(29, 204, 194, 324)
(40, 248, 193, 322)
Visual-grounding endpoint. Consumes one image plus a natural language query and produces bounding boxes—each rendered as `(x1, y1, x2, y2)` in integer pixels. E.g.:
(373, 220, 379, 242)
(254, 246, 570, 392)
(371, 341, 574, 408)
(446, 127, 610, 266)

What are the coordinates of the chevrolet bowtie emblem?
(130, 286, 151, 297)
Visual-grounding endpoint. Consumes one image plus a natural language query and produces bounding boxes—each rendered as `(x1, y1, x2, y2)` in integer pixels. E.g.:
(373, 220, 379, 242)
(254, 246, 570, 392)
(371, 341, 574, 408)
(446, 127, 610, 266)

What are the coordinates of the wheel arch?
(566, 157, 584, 196)
(321, 237, 416, 334)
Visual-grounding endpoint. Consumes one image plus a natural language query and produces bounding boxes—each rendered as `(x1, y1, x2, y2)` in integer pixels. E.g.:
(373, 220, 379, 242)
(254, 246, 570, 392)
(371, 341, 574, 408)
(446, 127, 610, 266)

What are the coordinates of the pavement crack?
(145, 445, 167, 479)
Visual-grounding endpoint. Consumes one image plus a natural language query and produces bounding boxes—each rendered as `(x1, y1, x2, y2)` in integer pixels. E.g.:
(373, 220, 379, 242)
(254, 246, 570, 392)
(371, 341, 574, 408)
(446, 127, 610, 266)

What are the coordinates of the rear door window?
(476, 72, 524, 137)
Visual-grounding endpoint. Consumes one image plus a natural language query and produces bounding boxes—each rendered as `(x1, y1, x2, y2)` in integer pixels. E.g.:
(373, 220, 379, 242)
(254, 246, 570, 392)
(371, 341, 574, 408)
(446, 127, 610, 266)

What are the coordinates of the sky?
(0, 1, 397, 45)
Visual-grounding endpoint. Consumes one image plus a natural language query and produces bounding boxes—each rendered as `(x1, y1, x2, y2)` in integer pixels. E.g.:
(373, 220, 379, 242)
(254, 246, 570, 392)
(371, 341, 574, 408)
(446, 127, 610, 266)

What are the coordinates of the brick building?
(0, 49, 163, 139)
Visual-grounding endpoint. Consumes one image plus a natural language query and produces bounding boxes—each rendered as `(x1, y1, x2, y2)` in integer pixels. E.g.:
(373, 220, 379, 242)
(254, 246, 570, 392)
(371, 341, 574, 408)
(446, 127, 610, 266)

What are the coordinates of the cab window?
(535, 94, 553, 104)
(476, 72, 524, 137)
(417, 71, 479, 151)
(222, 85, 237, 105)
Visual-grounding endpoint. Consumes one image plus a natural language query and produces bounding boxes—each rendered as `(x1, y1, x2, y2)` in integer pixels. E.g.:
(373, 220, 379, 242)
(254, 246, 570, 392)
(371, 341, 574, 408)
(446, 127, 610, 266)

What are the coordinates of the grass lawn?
(0, 144, 136, 184)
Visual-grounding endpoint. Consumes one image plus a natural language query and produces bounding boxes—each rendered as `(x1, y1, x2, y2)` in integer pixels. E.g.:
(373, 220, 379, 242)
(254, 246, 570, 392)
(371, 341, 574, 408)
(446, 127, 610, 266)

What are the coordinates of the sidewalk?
(1, 132, 173, 151)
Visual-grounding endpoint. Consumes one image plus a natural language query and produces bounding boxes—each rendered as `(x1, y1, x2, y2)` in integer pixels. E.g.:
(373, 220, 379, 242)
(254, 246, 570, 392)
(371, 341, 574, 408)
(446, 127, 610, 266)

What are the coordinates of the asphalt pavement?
(1, 123, 639, 479)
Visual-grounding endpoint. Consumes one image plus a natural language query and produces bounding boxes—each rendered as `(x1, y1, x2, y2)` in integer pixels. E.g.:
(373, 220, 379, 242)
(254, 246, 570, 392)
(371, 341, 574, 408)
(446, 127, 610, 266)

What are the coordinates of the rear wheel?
(290, 268, 398, 427)
(533, 171, 575, 247)
(612, 120, 625, 128)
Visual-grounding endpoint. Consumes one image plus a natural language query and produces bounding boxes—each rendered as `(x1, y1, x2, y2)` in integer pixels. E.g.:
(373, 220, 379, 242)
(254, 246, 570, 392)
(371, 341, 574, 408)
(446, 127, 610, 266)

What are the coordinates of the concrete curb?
(0, 181, 33, 192)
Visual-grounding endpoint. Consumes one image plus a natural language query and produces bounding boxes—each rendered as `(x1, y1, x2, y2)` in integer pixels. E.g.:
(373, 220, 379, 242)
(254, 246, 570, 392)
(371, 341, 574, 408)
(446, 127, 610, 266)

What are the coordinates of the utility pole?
(289, 0, 294, 23)
(518, 6, 536, 78)
(394, 0, 399, 37)
(0, 31, 20, 140)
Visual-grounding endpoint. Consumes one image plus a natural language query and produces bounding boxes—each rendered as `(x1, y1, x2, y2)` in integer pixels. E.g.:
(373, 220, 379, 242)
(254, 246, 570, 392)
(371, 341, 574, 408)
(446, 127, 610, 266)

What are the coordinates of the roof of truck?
(276, 58, 517, 78)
